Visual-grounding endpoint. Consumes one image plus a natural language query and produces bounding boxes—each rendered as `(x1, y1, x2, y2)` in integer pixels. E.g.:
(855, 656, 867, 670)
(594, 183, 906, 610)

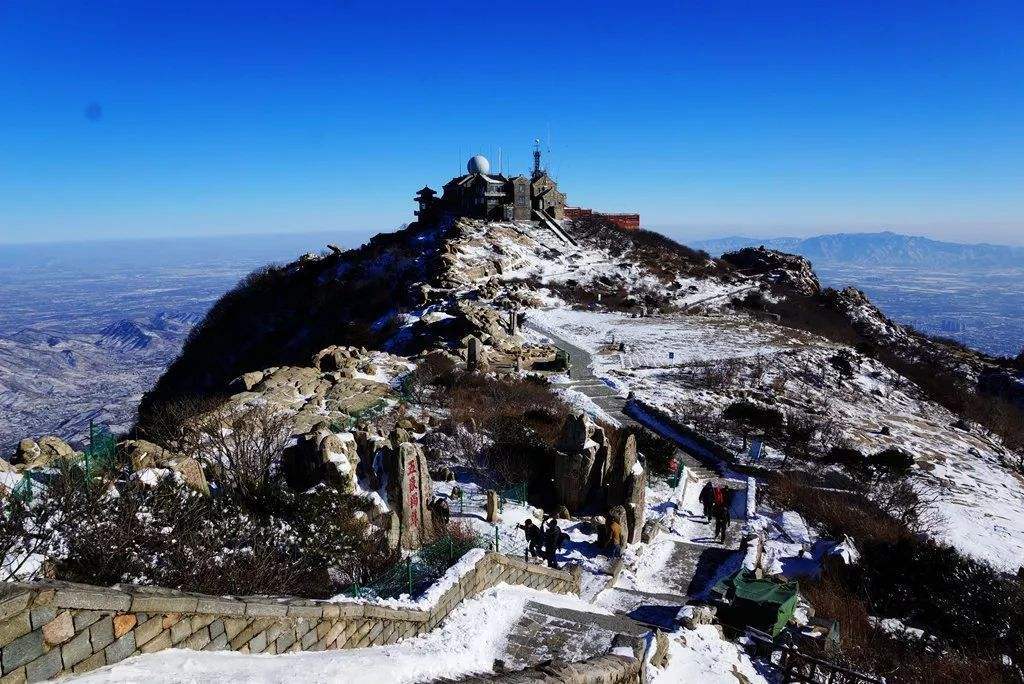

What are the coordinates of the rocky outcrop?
(550, 413, 647, 541)
(721, 247, 820, 296)
(224, 347, 412, 440)
(10, 437, 78, 468)
(119, 440, 210, 496)
(553, 413, 609, 512)
(315, 430, 359, 492)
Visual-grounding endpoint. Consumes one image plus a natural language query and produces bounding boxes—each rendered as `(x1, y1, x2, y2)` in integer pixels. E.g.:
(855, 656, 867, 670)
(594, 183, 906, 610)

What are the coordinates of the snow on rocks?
(651, 625, 768, 684)
(529, 300, 1024, 572)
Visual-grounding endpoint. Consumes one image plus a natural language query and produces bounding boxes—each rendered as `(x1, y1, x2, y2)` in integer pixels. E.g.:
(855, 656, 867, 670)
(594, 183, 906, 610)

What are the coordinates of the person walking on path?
(517, 519, 543, 560)
(606, 517, 623, 558)
(699, 481, 715, 522)
(713, 497, 732, 544)
(543, 518, 567, 569)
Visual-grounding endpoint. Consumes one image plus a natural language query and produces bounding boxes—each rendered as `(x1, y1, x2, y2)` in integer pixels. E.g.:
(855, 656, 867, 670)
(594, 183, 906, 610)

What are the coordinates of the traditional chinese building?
(414, 149, 566, 223)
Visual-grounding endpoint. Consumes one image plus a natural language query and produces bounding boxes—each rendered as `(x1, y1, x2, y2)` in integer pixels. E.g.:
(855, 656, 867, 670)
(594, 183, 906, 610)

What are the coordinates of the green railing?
(498, 482, 528, 510)
(345, 528, 491, 600)
(10, 475, 33, 504)
(6, 422, 117, 505)
(83, 421, 117, 481)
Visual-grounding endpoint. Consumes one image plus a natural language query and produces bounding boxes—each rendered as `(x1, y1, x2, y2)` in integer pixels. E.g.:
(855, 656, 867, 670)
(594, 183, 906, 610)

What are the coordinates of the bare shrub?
(403, 351, 457, 406)
(442, 373, 573, 494)
(801, 568, 1012, 683)
(764, 473, 906, 544)
(722, 401, 785, 448)
(685, 359, 742, 391)
(135, 394, 226, 458)
(41, 466, 394, 598)
(193, 403, 292, 508)
(871, 478, 940, 534)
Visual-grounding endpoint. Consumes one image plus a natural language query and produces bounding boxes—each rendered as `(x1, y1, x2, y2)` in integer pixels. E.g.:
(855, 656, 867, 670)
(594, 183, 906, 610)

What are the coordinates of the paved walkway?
(524, 318, 747, 632)
(523, 319, 718, 481)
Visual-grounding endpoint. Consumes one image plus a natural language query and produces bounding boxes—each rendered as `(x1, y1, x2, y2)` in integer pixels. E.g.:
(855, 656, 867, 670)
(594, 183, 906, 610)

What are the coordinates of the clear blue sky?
(2, 1, 1023, 245)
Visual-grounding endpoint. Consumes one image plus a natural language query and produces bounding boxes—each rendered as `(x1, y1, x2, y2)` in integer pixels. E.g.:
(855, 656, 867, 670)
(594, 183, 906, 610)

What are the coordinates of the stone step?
(501, 600, 646, 670)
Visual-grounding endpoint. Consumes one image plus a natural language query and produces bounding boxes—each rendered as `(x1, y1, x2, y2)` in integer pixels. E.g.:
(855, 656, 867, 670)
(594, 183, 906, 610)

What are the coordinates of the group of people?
(516, 517, 570, 569)
(699, 480, 733, 543)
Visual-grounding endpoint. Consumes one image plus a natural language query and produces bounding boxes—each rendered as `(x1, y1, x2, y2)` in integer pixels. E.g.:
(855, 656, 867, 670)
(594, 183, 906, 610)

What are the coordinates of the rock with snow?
(11, 436, 78, 467)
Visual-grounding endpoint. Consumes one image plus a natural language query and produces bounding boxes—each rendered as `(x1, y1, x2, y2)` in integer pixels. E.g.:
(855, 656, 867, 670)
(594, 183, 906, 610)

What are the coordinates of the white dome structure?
(467, 154, 490, 175)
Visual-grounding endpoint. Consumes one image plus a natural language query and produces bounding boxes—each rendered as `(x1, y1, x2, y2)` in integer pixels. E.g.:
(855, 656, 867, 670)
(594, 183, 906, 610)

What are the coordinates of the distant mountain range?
(0, 312, 199, 454)
(691, 231, 1024, 269)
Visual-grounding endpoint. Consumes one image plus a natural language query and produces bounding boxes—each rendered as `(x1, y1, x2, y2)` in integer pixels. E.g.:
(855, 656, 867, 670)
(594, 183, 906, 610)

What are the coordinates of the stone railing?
(0, 551, 580, 682)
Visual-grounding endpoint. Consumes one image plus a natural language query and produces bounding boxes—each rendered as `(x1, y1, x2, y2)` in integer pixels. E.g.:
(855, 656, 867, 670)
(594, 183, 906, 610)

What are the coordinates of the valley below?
(0, 231, 371, 453)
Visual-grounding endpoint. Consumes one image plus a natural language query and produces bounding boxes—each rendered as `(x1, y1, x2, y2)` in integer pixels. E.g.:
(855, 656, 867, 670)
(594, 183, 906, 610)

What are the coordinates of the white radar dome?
(467, 155, 490, 175)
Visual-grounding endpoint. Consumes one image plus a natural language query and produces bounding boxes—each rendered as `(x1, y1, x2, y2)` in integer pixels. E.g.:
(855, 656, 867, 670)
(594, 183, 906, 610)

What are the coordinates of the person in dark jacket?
(543, 518, 568, 569)
(713, 498, 731, 543)
(699, 481, 715, 522)
(516, 519, 543, 560)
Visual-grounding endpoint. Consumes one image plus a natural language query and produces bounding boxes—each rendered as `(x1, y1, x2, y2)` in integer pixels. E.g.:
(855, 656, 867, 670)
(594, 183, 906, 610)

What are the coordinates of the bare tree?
(195, 403, 292, 507)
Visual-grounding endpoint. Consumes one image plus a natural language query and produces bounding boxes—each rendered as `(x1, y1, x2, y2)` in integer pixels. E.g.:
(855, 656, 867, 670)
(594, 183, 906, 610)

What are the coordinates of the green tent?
(712, 570, 799, 638)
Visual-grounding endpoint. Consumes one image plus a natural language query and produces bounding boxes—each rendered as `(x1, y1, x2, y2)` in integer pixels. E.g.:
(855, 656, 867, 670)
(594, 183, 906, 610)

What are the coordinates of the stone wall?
(0, 551, 579, 683)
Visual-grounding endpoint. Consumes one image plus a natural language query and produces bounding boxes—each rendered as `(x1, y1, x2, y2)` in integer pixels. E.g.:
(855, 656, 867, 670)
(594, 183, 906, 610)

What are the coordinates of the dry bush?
(193, 403, 293, 508)
(135, 394, 227, 458)
(686, 359, 741, 391)
(801, 568, 1012, 683)
(444, 374, 568, 489)
(45, 469, 394, 598)
(769, 472, 1024, 682)
(403, 351, 458, 406)
(764, 473, 906, 544)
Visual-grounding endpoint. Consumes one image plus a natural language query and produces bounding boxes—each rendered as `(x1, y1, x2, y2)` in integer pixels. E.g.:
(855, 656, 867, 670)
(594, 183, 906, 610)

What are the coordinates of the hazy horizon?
(2, 225, 1022, 251)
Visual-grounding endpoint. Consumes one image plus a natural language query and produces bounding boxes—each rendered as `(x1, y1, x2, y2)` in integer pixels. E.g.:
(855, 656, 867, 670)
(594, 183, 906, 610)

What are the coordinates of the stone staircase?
(522, 319, 750, 647)
(500, 601, 648, 670)
(523, 319, 720, 481)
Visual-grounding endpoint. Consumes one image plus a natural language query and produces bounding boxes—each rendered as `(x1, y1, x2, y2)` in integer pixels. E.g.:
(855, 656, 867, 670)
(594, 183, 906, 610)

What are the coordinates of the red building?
(564, 206, 641, 231)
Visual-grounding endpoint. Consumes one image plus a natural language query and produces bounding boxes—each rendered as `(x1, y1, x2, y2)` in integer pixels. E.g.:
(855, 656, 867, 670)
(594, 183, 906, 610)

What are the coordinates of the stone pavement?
(500, 601, 647, 670)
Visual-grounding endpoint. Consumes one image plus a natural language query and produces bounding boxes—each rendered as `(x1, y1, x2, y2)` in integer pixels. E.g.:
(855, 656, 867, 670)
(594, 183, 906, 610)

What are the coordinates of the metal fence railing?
(6, 421, 117, 505)
(498, 482, 528, 510)
(344, 529, 491, 600)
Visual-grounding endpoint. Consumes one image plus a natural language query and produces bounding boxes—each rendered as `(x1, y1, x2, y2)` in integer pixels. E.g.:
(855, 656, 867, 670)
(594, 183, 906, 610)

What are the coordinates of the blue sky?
(2, 1, 1023, 245)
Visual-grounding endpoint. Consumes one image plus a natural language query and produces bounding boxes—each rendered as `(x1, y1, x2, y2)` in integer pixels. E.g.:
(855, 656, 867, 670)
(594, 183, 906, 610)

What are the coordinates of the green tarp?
(713, 570, 799, 637)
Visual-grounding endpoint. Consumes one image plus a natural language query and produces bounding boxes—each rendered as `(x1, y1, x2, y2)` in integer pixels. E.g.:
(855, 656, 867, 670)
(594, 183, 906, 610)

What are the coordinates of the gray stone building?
(415, 152, 566, 223)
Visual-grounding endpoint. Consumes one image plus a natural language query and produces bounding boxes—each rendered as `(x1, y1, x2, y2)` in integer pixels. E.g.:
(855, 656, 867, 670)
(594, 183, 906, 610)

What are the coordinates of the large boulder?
(166, 456, 210, 496)
(624, 467, 647, 544)
(385, 440, 434, 549)
(12, 436, 78, 467)
(553, 413, 610, 512)
(120, 440, 210, 495)
(12, 439, 41, 465)
(313, 346, 360, 373)
(606, 433, 638, 505)
(316, 430, 359, 492)
(120, 439, 170, 470)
